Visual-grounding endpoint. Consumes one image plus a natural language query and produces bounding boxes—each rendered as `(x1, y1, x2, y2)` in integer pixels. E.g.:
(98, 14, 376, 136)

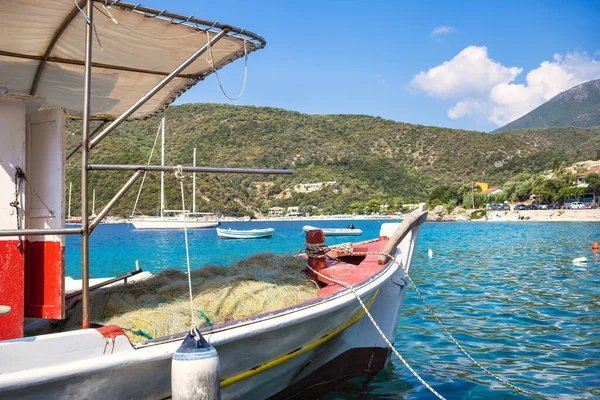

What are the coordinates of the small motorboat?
(303, 225, 363, 236)
(217, 227, 275, 239)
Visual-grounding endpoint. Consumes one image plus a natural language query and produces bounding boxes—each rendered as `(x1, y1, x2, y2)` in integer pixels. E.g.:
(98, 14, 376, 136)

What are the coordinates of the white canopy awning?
(0, 0, 265, 120)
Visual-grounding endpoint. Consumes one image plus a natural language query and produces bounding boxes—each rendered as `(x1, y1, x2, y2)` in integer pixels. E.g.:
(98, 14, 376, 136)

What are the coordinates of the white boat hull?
(217, 228, 274, 239)
(130, 218, 219, 229)
(0, 220, 423, 399)
(303, 225, 363, 236)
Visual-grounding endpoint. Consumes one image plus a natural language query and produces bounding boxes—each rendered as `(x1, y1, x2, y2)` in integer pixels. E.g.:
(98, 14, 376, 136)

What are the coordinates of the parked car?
(514, 204, 528, 210)
(486, 203, 511, 211)
(584, 202, 598, 209)
(570, 202, 585, 209)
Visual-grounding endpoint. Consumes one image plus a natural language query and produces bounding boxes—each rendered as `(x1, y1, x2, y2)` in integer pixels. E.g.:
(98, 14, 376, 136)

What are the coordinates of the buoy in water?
(172, 328, 220, 400)
(572, 257, 587, 265)
(593, 240, 599, 250)
(428, 249, 433, 258)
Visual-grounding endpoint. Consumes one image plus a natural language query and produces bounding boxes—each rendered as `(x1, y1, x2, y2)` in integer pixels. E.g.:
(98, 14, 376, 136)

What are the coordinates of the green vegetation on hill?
(65, 103, 600, 216)
(494, 79, 600, 132)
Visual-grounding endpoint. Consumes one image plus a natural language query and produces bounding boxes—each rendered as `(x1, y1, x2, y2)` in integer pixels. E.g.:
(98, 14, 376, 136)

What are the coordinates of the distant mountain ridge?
(494, 79, 600, 132)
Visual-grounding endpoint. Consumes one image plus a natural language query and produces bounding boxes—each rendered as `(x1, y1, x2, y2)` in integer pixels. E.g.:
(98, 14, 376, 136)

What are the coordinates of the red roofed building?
(576, 166, 600, 187)
(481, 187, 502, 195)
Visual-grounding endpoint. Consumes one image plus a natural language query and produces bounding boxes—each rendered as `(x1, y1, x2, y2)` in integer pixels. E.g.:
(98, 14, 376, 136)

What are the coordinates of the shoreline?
(249, 215, 403, 222)
(478, 209, 600, 222)
(105, 210, 600, 224)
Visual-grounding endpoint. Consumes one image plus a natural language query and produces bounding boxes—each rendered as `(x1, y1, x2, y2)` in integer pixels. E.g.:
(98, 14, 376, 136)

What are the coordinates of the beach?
(483, 209, 600, 222)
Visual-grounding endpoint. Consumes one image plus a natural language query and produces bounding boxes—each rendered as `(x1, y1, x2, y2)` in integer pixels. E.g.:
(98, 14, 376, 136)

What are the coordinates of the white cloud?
(410, 47, 600, 126)
(431, 26, 456, 36)
(411, 46, 522, 99)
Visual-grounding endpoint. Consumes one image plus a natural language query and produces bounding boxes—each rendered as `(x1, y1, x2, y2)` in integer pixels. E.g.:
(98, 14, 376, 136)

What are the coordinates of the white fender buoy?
(428, 249, 433, 259)
(572, 257, 587, 265)
(172, 328, 220, 400)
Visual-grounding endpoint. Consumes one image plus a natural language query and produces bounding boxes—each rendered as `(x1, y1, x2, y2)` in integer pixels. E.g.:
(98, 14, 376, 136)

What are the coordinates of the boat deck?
(317, 237, 388, 297)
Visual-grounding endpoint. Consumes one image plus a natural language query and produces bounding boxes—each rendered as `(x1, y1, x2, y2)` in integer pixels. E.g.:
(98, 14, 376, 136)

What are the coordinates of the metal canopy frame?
(1, 0, 266, 120)
(0, 1, 284, 329)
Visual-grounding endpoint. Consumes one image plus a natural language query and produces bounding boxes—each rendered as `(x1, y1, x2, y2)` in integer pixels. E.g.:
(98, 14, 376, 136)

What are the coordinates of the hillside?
(494, 79, 600, 132)
(65, 103, 600, 216)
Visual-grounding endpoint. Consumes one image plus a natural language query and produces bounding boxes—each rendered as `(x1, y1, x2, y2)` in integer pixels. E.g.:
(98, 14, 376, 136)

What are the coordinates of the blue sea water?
(66, 221, 600, 399)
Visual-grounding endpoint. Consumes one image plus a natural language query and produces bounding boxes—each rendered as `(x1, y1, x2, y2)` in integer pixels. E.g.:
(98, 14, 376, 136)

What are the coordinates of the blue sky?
(144, 0, 600, 132)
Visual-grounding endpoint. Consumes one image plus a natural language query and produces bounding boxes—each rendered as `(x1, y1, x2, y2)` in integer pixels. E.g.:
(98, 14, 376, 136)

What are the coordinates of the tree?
(584, 173, 600, 199)
(349, 201, 363, 214)
(267, 182, 282, 197)
(365, 199, 382, 213)
(551, 157, 561, 172)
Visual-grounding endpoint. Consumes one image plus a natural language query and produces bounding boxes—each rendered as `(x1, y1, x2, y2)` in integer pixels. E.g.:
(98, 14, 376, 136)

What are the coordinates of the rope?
(197, 309, 212, 326)
(206, 31, 248, 100)
(10, 167, 25, 251)
(176, 166, 195, 335)
(74, 0, 90, 24)
(305, 242, 540, 398)
(9, 167, 55, 219)
(131, 121, 162, 216)
(303, 254, 446, 400)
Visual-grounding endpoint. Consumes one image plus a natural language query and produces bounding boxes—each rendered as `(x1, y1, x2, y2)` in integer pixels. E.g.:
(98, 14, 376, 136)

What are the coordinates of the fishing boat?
(303, 225, 363, 236)
(217, 227, 275, 239)
(0, 1, 427, 398)
(129, 119, 220, 230)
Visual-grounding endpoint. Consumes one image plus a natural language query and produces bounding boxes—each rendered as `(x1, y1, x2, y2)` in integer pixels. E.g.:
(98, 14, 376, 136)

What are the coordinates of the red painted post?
(306, 229, 326, 280)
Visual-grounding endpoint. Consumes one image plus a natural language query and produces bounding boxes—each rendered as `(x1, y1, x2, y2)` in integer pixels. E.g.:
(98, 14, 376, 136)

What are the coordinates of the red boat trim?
(96, 325, 127, 339)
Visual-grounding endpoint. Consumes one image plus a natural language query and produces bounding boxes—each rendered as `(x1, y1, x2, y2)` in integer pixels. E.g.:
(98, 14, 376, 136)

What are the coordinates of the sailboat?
(129, 118, 219, 229)
(65, 182, 81, 225)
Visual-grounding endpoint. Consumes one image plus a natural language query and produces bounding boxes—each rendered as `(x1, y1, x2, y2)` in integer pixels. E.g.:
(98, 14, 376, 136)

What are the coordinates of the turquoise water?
(66, 221, 600, 399)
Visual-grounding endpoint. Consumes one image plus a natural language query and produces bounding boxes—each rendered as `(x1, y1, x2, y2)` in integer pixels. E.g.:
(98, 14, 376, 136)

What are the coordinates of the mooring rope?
(303, 254, 446, 400)
(176, 165, 195, 332)
(304, 242, 541, 398)
(206, 31, 248, 100)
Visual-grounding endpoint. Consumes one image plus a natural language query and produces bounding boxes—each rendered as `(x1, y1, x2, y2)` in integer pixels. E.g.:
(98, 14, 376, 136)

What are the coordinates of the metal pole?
(81, 0, 93, 329)
(88, 170, 143, 233)
(65, 269, 144, 300)
(88, 164, 293, 175)
(0, 228, 83, 237)
(92, 188, 96, 217)
(68, 182, 72, 219)
(193, 148, 196, 214)
(160, 117, 165, 219)
(88, 28, 231, 151)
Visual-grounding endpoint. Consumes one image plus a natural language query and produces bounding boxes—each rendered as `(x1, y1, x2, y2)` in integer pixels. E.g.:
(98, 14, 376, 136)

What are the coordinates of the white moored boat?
(130, 213, 219, 229)
(303, 225, 363, 236)
(217, 227, 275, 239)
(0, 1, 427, 399)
